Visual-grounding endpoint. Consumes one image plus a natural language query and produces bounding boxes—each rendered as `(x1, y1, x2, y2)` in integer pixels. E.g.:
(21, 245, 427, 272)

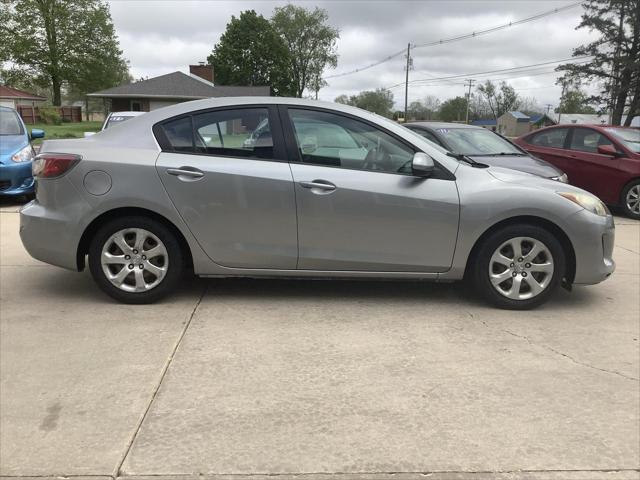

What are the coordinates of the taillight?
(32, 153, 81, 178)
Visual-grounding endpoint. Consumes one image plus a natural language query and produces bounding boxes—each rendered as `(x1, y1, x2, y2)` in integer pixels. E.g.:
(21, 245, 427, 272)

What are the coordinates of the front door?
(284, 107, 460, 272)
(155, 106, 298, 269)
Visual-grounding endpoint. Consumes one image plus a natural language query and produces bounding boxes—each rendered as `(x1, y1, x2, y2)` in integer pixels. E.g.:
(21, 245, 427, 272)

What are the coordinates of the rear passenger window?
(193, 108, 274, 159)
(569, 128, 613, 153)
(160, 117, 194, 152)
(529, 128, 568, 148)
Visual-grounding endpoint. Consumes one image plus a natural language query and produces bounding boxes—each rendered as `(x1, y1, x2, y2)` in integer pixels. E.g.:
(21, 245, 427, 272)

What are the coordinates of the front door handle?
(299, 180, 336, 192)
(166, 167, 204, 180)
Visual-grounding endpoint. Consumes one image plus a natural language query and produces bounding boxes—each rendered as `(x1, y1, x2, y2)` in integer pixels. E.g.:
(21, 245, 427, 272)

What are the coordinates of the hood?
(487, 167, 586, 196)
(467, 153, 564, 179)
(0, 134, 29, 163)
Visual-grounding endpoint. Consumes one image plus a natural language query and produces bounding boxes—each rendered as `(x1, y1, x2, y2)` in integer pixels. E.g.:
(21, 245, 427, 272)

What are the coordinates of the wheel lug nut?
(133, 249, 138, 254)
(518, 257, 523, 262)
(512, 272, 517, 277)
(525, 263, 531, 268)
(522, 272, 528, 277)
(125, 255, 130, 260)
(142, 255, 146, 260)
(128, 264, 134, 269)
(139, 264, 144, 269)
(510, 263, 514, 267)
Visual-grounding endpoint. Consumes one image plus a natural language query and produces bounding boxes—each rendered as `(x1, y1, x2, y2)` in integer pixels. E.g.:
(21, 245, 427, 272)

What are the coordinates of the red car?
(515, 125, 640, 219)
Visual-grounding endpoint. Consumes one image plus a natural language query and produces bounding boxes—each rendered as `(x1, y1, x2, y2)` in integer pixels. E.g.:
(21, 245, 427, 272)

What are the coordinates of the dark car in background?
(515, 125, 640, 219)
(405, 122, 567, 183)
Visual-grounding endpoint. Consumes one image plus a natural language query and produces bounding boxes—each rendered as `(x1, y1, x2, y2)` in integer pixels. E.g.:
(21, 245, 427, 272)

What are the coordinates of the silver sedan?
(20, 98, 615, 309)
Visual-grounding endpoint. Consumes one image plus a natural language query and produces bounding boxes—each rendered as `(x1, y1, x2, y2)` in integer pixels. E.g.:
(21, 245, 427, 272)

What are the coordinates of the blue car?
(0, 106, 44, 197)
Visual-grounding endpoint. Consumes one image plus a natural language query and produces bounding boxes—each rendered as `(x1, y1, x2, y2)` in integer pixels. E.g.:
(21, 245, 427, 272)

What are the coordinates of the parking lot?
(1, 199, 638, 480)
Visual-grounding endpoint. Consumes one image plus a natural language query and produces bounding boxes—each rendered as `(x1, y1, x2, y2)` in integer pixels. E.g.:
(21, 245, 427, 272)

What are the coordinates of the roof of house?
(471, 119, 497, 126)
(0, 85, 47, 101)
(87, 71, 270, 99)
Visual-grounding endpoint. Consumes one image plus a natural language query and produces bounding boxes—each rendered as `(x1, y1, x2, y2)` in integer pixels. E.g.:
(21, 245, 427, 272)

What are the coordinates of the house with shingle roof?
(88, 64, 270, 113)
(0, 85, 47, 110)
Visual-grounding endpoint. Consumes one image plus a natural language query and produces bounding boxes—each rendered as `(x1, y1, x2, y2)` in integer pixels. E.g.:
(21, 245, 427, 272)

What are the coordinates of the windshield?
(105, 115, 136, 129)
(0, 109, 25, 135)
(605, 128, 640, 153)
(435, 127, 522, 156)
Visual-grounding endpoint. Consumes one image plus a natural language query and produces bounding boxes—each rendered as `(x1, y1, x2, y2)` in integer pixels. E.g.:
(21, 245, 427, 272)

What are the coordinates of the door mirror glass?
(412, 152, 434, 177)
(597, 144, 618, 156)
(30, 128, 45, 139)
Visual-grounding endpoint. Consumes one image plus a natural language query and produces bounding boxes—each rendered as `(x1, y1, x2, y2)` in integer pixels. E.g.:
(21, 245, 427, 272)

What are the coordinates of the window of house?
(529, 128, 569, 148)
(192, 108, 274, 159)
(569, 128, 614, 153)
(288, 109, 415, 174)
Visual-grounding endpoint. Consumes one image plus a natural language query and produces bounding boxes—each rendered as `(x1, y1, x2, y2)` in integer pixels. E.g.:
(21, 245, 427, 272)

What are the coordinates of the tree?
(556, 81, 597, 114)
(207, 10, 291, 96)
(407, 96, 440, 120)
(476, 80, 520, 120)
(0, 0, 129, 106)
(557, 0, 640, 126)
(271, 5, 339, 97)
(334, 89, 394, 117)
(438, 96, 468, 122)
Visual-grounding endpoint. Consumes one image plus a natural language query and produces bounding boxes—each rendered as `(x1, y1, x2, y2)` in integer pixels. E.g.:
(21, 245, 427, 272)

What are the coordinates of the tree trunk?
(52, 75, 62, 106)
(624, 75, 640, 126)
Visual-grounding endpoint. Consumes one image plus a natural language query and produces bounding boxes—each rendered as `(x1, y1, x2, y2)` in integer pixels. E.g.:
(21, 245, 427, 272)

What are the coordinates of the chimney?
(189, 63, 214, 83)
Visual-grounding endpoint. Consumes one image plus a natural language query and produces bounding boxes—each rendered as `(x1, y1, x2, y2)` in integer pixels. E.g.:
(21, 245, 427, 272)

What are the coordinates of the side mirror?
(30, 128, 45, 139)
(412, 152, 435, 177)
(597, 144, 618, 156)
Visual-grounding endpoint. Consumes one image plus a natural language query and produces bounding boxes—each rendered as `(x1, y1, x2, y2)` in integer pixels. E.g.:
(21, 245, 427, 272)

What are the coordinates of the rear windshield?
(105, 115, 136, 129)
(605, 128, 640, 153)
(0, 109, 25, 135)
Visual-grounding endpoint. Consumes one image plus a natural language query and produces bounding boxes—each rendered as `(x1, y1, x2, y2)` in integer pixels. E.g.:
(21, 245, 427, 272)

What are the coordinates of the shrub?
(39, 107, 62, 125)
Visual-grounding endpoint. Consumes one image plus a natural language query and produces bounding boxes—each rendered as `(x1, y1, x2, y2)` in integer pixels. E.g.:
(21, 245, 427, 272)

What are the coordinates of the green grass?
(27, 121, 103, 145)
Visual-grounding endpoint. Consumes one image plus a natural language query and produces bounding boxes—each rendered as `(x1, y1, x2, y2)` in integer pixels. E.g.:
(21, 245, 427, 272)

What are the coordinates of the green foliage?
(207, 10, 291, 96)
(438, 97, 468, 122)
(557, 0, 639, 126)
(1, 0, 130, 105)
(476, 81, 520, 120)
(334, 88, 394, 118)
(556, 82, 598, 114)
(272, 5, 339, 97)
(38, 107, 62, 125)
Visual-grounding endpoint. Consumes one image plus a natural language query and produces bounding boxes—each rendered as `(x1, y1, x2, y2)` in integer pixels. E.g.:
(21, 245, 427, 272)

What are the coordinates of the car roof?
(405, 121, 480, 130)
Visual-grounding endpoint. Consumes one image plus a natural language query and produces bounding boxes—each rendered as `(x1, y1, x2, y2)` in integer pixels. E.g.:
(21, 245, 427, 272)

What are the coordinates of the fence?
(17, 105, 82, 124)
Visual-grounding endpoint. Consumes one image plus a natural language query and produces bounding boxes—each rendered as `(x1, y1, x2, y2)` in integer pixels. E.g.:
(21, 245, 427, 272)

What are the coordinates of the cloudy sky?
(107, 0, 599, 111)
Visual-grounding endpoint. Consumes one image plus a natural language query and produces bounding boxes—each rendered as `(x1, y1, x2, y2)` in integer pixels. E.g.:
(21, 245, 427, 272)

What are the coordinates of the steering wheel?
(362, 144, 392, 171)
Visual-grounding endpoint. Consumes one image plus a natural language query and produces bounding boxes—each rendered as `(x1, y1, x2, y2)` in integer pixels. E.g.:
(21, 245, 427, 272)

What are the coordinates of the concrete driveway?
(1, 199, 638, 480)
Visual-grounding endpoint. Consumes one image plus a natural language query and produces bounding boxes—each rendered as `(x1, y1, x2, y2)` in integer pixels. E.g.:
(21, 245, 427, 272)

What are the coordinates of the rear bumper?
(567, 210, 615, 285)
(0, 161, 34, 195)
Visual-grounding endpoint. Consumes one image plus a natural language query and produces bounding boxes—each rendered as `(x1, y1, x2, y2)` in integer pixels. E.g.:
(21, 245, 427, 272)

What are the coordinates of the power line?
(323, 1, 582, 81)
(384, 56, 592, 89)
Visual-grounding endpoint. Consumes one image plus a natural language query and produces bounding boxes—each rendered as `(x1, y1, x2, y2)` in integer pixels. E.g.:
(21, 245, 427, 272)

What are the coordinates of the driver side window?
(288, 109, 415, 174)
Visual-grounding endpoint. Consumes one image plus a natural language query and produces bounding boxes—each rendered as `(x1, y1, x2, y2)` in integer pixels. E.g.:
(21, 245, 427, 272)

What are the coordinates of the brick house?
(87, 64, 270, 113)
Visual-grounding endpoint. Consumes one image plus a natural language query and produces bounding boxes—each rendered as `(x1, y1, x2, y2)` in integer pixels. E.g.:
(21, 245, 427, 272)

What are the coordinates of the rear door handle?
(299, 180, 336, 192)
(166, 167, 204, 179)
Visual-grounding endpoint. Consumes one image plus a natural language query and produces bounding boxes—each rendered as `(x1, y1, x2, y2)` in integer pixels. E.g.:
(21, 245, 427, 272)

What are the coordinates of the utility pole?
(404, 43, 412, 122)
(545, 104, 553, 115)
(558, 82, 566, 124)
(464, 79, 476, 124)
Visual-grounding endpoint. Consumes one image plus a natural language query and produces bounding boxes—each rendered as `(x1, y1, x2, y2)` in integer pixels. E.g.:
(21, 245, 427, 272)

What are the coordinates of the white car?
(84, 111, 146, 137)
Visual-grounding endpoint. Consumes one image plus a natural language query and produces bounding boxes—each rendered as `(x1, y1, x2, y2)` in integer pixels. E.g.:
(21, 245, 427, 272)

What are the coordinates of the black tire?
(471, 224, 566, 310)
(621, 179, 640, 220)
(88, 216, 184, 304)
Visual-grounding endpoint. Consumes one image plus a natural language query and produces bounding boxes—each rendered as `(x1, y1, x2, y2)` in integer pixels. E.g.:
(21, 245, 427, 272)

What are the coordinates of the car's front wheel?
(88, 216, 183, 304)
(472, 225, 565, 309)
(621, 179, 640, 220)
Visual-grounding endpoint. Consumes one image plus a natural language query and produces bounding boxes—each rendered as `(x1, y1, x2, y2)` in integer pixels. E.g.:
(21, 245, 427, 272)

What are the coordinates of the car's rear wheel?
(472, 225, 565, 309)
(621, 180, 640, 220)
(88, 216, 183, 304)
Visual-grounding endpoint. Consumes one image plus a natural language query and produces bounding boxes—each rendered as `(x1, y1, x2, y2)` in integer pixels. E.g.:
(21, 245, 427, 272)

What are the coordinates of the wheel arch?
(464, 215, 576, 284)
(76, 207, 194, 271)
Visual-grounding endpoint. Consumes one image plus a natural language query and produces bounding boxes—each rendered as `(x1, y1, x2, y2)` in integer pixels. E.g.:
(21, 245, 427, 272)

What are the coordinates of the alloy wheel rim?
(626, 185, 640, 215)
(489, 236, 554, 301)
(101, 228, 168, 293)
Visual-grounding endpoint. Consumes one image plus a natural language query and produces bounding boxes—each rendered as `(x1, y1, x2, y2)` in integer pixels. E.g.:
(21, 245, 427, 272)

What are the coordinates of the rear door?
(522, 127, 573, 174)
(283, 106, 460, 272)
(155, 106, 298, 269)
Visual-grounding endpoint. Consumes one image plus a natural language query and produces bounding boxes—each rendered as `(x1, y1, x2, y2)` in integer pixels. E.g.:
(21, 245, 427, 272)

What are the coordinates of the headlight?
(11, 145, 34, 163)
(558, 192, 609, 216)
(553, 173, 568, 183)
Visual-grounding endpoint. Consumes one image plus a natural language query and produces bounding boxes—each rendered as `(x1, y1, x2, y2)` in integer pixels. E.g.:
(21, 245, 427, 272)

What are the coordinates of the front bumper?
(566, 209, 615, 285)
(0, 161, 35, 195)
